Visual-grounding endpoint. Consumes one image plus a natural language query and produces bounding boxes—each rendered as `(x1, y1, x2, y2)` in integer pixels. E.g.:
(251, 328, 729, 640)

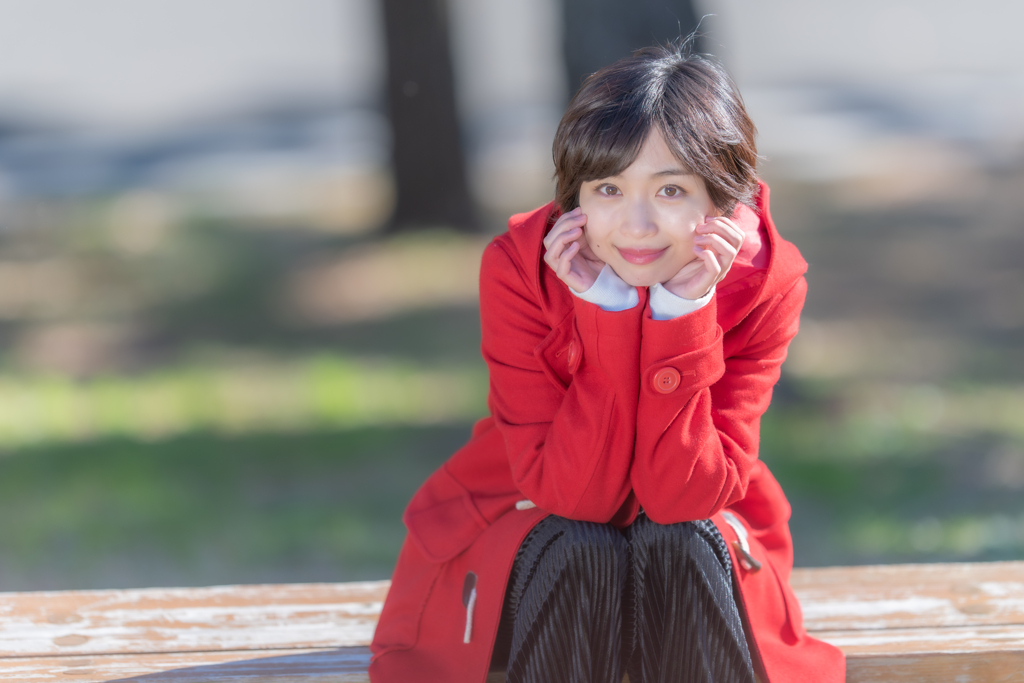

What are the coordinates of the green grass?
(0, 195, 1021, 590)
(0, 355, 487, 447)
(761, 379, 1024, 566)
(0, 425, 473, 591)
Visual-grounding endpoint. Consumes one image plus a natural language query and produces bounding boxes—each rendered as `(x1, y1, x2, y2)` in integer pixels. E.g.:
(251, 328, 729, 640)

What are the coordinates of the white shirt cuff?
(649, 283, 715, 320)
(569, 263, 639, 312)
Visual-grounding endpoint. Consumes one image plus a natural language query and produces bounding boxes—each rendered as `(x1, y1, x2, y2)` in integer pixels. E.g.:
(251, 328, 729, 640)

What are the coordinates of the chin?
(616, 269, 660, 288)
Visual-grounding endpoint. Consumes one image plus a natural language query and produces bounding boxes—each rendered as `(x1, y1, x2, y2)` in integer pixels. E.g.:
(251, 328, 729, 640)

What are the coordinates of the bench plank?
(0, 647, 372, 682)
(792, 561, 1024, 683)
(818, 623, 1024, 655)
(1, 562, 1022, 682)
(0, 582, 387, 658)
(791, 561, 1024, 631)
(4, 645, 1023, 683)
(841, 651, 1024, 683)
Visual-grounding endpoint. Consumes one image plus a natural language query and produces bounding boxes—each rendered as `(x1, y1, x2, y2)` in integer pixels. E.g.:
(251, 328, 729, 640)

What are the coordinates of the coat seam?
(569, 392, 619, 519)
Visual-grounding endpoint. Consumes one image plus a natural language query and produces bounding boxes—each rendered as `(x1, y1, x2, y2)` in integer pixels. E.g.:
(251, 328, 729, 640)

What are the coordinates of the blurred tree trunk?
(381, 0, 475, 232)
(562, 0, 702, 98)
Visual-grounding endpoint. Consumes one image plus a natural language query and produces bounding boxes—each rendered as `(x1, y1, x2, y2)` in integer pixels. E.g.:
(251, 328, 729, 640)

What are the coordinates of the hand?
(543, 207, 605, 293)
(661, 216, 745, 300)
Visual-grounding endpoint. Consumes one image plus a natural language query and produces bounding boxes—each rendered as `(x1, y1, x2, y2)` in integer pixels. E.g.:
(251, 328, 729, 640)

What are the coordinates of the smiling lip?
(616, 246, 668, 265)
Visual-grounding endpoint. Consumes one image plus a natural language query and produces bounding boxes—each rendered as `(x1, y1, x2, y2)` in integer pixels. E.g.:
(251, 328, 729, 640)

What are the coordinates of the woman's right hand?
(542, 207, 605, 293)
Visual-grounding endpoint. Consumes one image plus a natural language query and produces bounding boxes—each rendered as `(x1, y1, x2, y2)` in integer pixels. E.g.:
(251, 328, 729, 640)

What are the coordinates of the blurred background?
(0, 0, 1021, 590)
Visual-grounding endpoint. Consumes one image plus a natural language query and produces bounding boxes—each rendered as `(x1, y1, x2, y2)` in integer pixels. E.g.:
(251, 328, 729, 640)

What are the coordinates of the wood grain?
(791, 561, 1024, 631)
(0, 582, 389, 658)
(0, 647, 372, 682)
(4, 647, 1023, 683)
(845, 651, 1024, 683)
(2, 562, 1024, 682)
(819, 622, 1024, 655)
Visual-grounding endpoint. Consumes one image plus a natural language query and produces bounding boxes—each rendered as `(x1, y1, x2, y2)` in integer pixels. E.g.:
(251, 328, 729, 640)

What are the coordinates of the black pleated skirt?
(491, 513, 757, 683)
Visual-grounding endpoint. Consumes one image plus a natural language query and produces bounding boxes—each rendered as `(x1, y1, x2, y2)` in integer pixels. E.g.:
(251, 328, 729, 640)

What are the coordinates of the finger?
(544, 221, 572, 251)
(546, 221, 584, 253)
(543, 209, 585, 249)
(543, 225, 580, 268)
(558, 239, 579, 271)
(670, 256, 707, 283)
(695, 245, 722, 281)
(543, 237, 562, 269)
(694, 232, 737, 261)
(716, 219, 746, 250)
(675, 249, 718, 300)
(558, 241, 580, 280)
(701, 215, 740, 231)
(698, 217, 744, 249)
(549, 226, 583, 261)
(700, 221, 743, 251)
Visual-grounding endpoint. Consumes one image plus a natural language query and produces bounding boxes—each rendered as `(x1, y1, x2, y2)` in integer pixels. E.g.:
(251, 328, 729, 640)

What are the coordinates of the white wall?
(2, 0, 1021, 210)
(699, 0, 1024, 185)
(0, 0, 380, 130)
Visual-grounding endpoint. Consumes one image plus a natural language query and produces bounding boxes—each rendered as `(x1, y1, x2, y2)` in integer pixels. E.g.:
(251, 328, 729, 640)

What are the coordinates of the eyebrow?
(651, 167, 693, 178)
(598, 166, 695, 182)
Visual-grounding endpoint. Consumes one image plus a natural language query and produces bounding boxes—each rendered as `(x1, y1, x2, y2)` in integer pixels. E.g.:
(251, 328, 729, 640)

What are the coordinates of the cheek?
(579, 211, 612, 251)
(584, 227, 612, 257)
(666, 215, 700, 249)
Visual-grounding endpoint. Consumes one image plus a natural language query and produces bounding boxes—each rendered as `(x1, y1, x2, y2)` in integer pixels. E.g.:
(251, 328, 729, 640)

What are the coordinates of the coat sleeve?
(630, 276, 807, 524)
(479, 239, 642, 522)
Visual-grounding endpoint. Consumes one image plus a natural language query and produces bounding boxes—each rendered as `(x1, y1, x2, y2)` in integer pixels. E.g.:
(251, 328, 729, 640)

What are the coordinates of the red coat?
(370, 183, 846, 682)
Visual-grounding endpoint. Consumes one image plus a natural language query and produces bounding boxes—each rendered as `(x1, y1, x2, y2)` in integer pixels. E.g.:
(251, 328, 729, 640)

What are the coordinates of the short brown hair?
(553, 42, 759, 215)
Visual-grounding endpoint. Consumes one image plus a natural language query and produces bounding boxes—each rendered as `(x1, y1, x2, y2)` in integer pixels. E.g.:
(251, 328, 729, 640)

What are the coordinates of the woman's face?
(578, 128, 717, 288)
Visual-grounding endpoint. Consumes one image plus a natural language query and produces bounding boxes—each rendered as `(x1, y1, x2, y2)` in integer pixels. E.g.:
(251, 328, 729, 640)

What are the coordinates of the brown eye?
(662, 186, 678, 197)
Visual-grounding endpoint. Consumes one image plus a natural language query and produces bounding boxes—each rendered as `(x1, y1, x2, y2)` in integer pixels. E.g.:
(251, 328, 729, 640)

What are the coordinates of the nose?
(619, 198, 658, 239)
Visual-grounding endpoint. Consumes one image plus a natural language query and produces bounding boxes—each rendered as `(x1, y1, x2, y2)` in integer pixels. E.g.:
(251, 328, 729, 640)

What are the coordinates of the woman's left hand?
(661, 216, 745, 300)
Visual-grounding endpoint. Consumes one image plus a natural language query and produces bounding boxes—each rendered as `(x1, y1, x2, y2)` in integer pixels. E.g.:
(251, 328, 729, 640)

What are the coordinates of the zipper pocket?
(721, 511, 762, 573)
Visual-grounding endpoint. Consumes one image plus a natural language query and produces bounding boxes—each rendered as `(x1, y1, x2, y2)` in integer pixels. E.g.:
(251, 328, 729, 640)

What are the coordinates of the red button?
(566, 341, 578, 369)
(652, 367, 681, 394)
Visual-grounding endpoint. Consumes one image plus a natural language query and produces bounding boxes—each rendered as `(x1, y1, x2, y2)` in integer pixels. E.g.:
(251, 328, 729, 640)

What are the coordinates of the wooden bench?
(1, 561, 1021, 682)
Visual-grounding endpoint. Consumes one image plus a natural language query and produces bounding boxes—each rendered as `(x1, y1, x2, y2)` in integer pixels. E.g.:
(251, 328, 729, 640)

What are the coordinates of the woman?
(370, 42, 846, 683)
